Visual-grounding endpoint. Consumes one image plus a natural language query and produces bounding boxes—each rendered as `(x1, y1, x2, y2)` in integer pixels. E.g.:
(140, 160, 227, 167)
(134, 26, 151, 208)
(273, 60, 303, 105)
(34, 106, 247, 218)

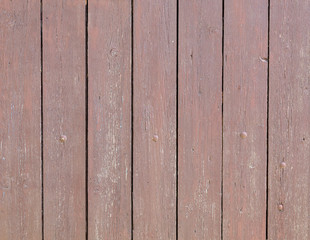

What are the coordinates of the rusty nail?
(240, 132, 247, 139)
(60, 135, 67, 143)
(278, 204, 284, 211)
(152, 135, 159, 142)
(280, 161, 286, 169)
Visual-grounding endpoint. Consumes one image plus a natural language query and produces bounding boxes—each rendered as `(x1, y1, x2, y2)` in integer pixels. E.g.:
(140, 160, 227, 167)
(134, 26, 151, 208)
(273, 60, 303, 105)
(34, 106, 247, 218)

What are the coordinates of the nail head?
(152, 135, 159, 142)
(280, 161, 286, 169)
(278, 204, 284, 211)
(60, 135, 67, 143)
(240, 132, 247, 139)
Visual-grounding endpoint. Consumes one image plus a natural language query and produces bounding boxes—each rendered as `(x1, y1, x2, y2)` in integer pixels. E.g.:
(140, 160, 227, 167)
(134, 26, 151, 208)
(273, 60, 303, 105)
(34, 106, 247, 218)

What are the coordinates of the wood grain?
(0, 1, 41, 239)
(43, 1, 86, 239)
(178, 0, 222, 239)
(133, 0, 177, 239)
(223, 0, 268, 239)
(268, 0, 310, 239)
(88, 0, 132, 239)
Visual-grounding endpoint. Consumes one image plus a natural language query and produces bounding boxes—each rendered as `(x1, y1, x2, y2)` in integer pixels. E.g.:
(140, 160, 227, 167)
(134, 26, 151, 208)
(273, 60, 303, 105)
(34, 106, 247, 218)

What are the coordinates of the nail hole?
(110, 48, 118, 57)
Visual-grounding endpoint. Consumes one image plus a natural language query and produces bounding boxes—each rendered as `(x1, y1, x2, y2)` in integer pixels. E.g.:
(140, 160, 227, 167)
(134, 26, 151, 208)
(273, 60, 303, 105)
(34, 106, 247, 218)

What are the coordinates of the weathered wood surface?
(88, 0, 132, 239)
(0, 1, 41, 239)
(223, 0, 268, 239)
(268, 0, 310, 239)
(178, 0, 222, 239)
(0, 1, 309, 239)
(133, 0, 177, 239)
(43, 1, 86, 239)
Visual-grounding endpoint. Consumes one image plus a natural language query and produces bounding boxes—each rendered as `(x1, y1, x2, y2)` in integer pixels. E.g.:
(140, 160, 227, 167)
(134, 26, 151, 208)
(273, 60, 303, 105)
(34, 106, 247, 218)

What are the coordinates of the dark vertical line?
(85, 1, 89, 239)
(85, 0, 89, 239)
(176, 0, 179, 239)
(131, 0, 134, 239)
(266, 0, 270, 239)
(40, 0, 44, 239)
(221, 0, 225, 239)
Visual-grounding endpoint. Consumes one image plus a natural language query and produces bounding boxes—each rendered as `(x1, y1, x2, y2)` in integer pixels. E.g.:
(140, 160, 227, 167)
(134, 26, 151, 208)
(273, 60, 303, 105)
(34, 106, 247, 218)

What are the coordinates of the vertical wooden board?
(223, 0, 268, 239)
(268, 1, 310, 239)
(0, 1, 41, 239)
(88, 0, 131, 239)
(133, 0, 177, 239)
(43, 1, 85, 239)
(178, 0, 222, 239)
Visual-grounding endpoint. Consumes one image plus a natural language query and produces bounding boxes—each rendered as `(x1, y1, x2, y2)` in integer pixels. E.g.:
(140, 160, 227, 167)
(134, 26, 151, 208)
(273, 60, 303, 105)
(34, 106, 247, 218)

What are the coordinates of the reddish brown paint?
(43, 1, 86, 239)
(223, 0, 268, 239)
(0, 1, 309, 239)
(0, 1, 41, 239)
(268, 0, 310, 239)
(88, 0, 132, 239)
(178, 0, 223, 239)
(133, 0, 177, 239)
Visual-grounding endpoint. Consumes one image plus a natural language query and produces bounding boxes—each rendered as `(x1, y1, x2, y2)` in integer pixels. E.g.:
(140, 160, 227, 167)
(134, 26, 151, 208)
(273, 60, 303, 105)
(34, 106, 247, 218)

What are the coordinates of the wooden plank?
(223, 0, 268, 239)
(268, 1, 310, 239)
(133, 0, 177, 239)
(0, 1, 41, 239)
(43, 1, 86, 239)
(88, 1, 131, 239)
(178, 0, 222, 239)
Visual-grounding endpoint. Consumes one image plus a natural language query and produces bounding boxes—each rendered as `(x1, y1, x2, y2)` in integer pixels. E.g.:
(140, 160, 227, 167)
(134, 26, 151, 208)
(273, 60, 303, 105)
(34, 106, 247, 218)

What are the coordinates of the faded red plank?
(43, 1, 86, 239)
(268, 1, 310, 239)
(0, 1, 41, 239)
(88, 1, 131, 239)
(133, 0, 177, 239)
(178, 0, 222, 239)
(223, 0, 268, 239)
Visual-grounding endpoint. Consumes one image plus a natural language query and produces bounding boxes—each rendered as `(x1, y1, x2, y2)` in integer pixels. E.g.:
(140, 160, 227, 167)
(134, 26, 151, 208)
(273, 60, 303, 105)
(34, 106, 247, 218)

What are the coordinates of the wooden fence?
(0, 0, 309, 239)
